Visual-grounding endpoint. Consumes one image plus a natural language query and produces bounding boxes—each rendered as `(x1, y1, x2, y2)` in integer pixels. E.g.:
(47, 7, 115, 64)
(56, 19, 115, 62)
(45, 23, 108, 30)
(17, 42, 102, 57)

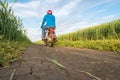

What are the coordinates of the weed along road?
(0, 44, 120, 80)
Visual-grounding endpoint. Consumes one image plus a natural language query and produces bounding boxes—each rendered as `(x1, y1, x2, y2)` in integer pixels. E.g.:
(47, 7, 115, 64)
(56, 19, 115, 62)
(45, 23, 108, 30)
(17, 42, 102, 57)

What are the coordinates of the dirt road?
(0, 44, 120, 80)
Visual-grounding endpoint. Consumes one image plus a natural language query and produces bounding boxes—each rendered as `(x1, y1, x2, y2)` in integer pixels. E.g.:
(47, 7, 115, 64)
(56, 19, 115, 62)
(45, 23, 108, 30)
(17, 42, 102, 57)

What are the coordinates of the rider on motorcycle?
(41, 10, 56, 40)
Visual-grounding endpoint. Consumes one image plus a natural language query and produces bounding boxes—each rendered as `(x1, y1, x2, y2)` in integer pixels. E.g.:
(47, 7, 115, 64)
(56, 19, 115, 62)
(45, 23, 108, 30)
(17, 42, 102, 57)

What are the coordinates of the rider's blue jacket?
(41, 14, 56, 29)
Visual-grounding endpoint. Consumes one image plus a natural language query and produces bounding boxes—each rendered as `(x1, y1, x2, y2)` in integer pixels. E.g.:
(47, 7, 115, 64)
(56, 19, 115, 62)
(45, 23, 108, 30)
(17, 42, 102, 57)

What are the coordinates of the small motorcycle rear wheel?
(48, 42, 54, 47)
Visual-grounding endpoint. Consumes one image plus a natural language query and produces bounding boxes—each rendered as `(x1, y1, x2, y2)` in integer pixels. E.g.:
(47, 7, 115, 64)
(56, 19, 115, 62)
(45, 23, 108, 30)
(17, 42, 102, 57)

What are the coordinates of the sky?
(8, 0, 120, 41)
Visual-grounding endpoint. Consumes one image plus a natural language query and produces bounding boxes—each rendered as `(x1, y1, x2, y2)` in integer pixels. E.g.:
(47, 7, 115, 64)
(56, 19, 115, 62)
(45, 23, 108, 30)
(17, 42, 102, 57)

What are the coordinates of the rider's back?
(43, 14, 56, 28)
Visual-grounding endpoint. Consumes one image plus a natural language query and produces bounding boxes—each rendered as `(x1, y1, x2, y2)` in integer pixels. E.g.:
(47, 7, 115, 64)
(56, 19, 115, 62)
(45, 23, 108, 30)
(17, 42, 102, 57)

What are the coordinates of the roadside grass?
(55, 39, 120, 53)
(34, 40, 44, 44)
(0, 41, 31, 67)
(0, 0, 32, 67)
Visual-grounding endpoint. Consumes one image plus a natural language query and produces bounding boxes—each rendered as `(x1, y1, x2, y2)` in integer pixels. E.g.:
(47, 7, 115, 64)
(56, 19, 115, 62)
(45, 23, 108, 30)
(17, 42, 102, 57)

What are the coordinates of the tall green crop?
(0, 0, 30, 42)
(58, 19, 120, 41)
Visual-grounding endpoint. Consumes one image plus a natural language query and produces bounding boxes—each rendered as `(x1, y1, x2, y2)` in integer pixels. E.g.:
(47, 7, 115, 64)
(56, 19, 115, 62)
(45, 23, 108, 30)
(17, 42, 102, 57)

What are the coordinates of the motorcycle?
(43, 27, 57, 47)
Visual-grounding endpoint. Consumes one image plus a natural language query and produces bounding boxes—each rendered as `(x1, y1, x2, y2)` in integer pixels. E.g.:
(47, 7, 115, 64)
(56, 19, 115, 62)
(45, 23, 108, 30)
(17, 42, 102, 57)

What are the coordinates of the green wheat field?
(56, 19, 120, 52)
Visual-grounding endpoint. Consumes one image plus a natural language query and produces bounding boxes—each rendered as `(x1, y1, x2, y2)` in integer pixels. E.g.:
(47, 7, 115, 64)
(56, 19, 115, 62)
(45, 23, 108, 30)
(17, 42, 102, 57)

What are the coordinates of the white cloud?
(26, 27, 42, 41)
(55, 0, 81, 17)
(13, 1, 41, 18)
(96, 15, 116, 21)
(90, 15, 118, 25)
(0, 5, 2, 9)
(45, 0, 60, 3)
(12, 0, 61, 18)
(14, 1, 40, 9)
(15, 10, 38, 18)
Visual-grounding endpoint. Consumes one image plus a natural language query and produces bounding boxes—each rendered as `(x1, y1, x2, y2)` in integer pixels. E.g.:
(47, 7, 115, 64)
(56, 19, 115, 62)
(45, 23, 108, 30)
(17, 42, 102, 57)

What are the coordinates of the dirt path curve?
(0, 44, 120, 80)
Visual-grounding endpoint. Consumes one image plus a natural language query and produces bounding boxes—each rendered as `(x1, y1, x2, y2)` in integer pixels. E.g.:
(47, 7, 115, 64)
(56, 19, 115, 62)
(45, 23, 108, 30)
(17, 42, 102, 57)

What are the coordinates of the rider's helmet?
(47, 10, 52, 14)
